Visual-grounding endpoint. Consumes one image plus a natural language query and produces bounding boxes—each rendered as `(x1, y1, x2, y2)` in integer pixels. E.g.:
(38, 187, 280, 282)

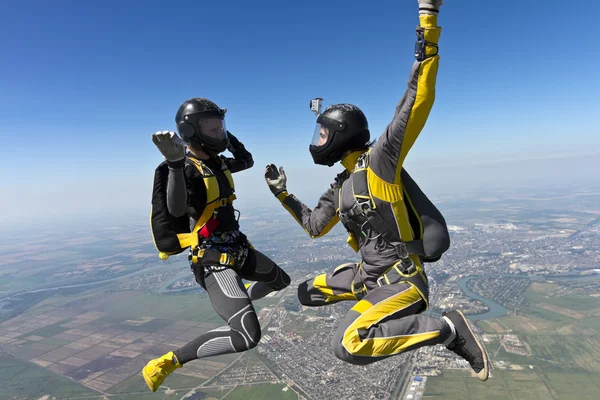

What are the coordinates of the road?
(390, 352, 416, 400)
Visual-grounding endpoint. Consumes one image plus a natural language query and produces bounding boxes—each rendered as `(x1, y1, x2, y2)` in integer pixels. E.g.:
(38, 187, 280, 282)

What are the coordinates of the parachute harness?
(338, 153, 417, 276)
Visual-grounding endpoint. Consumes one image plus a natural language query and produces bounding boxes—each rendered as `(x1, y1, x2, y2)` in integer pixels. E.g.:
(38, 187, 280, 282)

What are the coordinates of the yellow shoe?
(141, 351, 182, 392)
(245, 282, 253, 290)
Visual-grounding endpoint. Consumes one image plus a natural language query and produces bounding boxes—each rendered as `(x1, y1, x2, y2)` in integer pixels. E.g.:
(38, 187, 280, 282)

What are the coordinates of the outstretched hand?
(152, 131, 186, 162)
(264, 164, 287, 196)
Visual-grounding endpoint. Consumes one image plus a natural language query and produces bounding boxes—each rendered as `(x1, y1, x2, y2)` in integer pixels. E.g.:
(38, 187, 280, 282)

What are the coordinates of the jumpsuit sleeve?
(275, 188, 339, 239)
(368, 15, 442, 193)
(223, 132, 254, 173)
(166, 161, 207, 220)
(166, 160, 188, 218)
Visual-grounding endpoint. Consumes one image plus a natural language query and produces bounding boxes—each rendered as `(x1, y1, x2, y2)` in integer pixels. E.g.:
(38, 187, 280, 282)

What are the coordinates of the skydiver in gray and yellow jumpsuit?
(264, 1, 489, 380)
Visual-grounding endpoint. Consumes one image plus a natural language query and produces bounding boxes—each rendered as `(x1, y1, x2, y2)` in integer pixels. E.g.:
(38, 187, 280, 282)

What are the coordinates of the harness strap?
(338, 153, 426, 258)
(191, 247, 237, 267)
(176, 157, 237, 251)
(351, 260, 428, 306)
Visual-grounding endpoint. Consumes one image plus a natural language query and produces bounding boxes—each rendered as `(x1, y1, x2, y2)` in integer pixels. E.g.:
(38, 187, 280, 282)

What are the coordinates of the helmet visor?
(198, 117, 227, 142)
(311, 123, 330, 147)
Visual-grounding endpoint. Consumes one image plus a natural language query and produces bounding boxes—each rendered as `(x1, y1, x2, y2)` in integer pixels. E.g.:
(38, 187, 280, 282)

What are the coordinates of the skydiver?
(143, 98, 291, 392)
(264, 0, 489, 380)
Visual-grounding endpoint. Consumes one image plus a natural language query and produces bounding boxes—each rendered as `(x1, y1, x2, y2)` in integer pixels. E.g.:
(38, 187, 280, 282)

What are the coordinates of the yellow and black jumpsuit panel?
(370, 16, 441, 187)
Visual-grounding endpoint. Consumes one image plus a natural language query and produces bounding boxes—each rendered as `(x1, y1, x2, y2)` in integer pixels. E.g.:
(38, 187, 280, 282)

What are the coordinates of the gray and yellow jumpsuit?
(274, 15, 452, 365)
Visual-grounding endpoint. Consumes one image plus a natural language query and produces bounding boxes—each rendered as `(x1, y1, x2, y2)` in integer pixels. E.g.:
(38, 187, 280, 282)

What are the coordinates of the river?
(456, 273, 600, 321)
(0, 264, 165, 302)
(457, 276, 508, 321)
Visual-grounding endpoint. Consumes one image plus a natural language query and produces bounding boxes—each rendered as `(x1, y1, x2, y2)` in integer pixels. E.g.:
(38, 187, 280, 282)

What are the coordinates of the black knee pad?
(272, 268, 291, 291)
(263, 265, 291, 291)
(297, 281, 314, 306)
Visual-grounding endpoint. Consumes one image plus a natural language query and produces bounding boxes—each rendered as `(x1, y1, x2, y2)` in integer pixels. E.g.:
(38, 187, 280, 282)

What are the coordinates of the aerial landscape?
(1, 2, 599, 399)
(1, 182, 599, 400)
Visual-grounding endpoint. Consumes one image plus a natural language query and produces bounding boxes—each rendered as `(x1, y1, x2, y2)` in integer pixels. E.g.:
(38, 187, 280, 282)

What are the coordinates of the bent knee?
(331, 336, 350, 362)
(330, 337, 369, 366)
(297, 281, 312, 305)
(330, 334, 379, 366)
(241, 312, 262, 346)
(297, 280, 325, 306)
(249, 324, 262, 346)
(280, 269, 291, 288)
(245, 329, 261, 349)
(272, 269, 291, 291)
(230, 309, 262, 349)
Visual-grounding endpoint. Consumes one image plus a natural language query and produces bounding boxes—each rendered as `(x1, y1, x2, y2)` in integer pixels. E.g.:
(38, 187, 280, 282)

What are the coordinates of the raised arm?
(369, 4, 442, 187)
(264, 164, 339, 238)
(152, 131, 189, 217)
(224, 131, 254, 173)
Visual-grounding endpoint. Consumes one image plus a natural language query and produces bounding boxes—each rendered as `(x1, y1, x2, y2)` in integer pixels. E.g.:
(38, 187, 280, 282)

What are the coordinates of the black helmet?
(175, 98, 228, 154)
(309, 104, 370, 166)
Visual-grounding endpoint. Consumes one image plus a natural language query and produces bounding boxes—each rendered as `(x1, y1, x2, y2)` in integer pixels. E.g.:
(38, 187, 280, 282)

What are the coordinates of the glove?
(152, 131, 186, 162)
(264, 164, 287, 196)
(418, 0, 443, 15)
(226, 131, 243, 154)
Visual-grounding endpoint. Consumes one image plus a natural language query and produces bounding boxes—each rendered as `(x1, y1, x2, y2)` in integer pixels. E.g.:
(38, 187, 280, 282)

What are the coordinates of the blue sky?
(1, 0, 599, 227)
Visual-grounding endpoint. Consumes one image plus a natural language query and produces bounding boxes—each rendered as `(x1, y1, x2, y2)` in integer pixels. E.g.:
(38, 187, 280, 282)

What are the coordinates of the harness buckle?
(393, 243, 410, 260)
(338, 211, 348, 225)
(190, 247, 205, 264)
(221, 253, 237, 267)
(356, 197, 371, 213)
(397, 257, 417, 275)
(352, 278, 367, 296)
(340, 197, 369, 226)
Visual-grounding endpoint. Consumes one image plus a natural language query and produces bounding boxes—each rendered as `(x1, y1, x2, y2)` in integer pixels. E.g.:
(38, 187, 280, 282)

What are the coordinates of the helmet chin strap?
(204, 148, 220, 157)
(186, 140, 212, 160)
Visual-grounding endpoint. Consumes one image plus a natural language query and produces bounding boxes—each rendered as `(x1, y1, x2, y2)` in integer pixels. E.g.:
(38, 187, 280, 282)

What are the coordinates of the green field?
(16, 320, 73, 339)
(108, 370, 207, 395)
(11, 288, 228, 334)
(525, 284, 600, 313)
(25, 289, 226, 326)
(223, 383, 298, 400)
(424, 370, 600, 400)
(429, 278, 600, 399)
(77, 291, 231, 324)
(0, 353, 101, 399)
(0, 284, 267, 398)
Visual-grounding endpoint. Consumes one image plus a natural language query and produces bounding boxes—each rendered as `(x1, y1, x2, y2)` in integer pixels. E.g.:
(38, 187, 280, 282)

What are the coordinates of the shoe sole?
(142, 368, 158, 392)
(456, 310, 489, 381)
